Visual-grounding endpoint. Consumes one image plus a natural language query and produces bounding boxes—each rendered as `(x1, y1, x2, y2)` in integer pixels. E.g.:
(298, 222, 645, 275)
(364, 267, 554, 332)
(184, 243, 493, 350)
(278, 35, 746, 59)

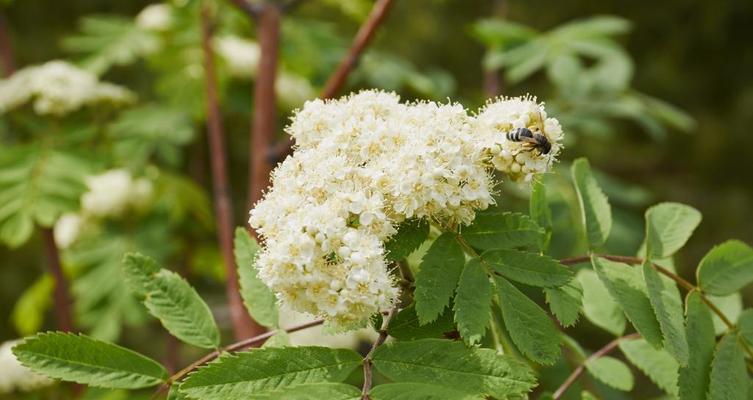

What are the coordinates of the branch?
(247, 4, 281, 214)
(551, 333, 640, 399)
(361, 307, 398, 399)
(200, 1, 264, 340)
(40, 227, 75, 332)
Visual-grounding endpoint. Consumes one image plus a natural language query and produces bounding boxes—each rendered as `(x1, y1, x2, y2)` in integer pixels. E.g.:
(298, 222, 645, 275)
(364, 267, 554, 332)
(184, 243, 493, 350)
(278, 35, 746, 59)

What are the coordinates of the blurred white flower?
(277, 73, 316, 108)
(215, 35, 260, 78)
(81, 169, 153, 218)
(0, 340, 53, 394)
(249, 90, 563, 328)
(54, 213, 84, 249)
(136, 3, 173, 31)
(0, 61, 134, 116)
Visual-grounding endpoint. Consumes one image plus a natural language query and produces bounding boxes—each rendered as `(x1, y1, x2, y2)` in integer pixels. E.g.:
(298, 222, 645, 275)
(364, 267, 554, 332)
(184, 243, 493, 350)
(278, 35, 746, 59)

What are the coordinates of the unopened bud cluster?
(250, 90, 562, 326)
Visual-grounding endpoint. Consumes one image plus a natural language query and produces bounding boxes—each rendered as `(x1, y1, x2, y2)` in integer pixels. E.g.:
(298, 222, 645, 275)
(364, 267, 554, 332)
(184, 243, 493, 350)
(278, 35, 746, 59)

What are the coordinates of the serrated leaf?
(234, 227, 278, 328)
(179, 347, 362, 400)
(12, 332, 167, 389)
(169, 385, 190, 400)
(643, 262, 689, 365)
(708, 293, 742, 335)
(462, 211, 544, 250)
(254, 383, 361, 399)
(592, 257, 663, 347)
(262, 331, 290, 348)
(415, 233, 465, 324)
(571, 158, 611, 249)
(530, 179, 552, 250)
(482, 249, 572, 288)
(678, 292, 715, 400)
(494, 276, 561, 364)
(123, 253, 220, 349)
(645, 202, 701, 259)
(371, 382, 483, 400)
(454, 259, 492, 345)
(619, 338, 678, 396)
(696, 240, 753, 296)
(708, 333, 747, 400)
(388, 304, 455, 341)
(585, 356, 634, 391)
(385, 218, 430, 261)
(737, 310, 753, 346)
(372, 339, 536, 398)
(545, 278, 582, 327)
(578, 269, 625, 335)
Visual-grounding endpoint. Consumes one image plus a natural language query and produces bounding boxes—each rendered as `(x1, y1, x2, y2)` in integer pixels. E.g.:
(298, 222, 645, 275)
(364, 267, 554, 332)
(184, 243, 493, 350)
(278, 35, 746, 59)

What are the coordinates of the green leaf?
(592, 257, 663, 347)
(585, 356, 634, 391)
(482, 249, 572, 288)
(577, 269, 625, 335)
(462, 211, 544, 250)
(415, 233, 465, 324)
(708, 333, 748, 400)
(571, 158, 612, 249)
(708, 293, 742, 335)
(234, 228, 278, 328)
(645, 202, 702, 259)
(494, 276, 561, 364)
(529, 179, 552, 249)
(12, 332, 167, 389)
(696, 240, 753, 296)
(619, 338, 678, 396)
(11, 275, 53, 335)
(372, 339, 536, 398)
(643, 262, 689, 365)
(385, 218, 430, 261)
(737, 310, 753, 346)
(262, 331, 291, 348)
(254, 383, 361, 399)
(371, 382, 483, 400)
(179, 347, 362, 400)
(454, 259, 492, 345)
(544, 278, 582, 327)
(388, 304, 456, 341)
(678, 292, 715, 400)
(123, 253, 220, 349)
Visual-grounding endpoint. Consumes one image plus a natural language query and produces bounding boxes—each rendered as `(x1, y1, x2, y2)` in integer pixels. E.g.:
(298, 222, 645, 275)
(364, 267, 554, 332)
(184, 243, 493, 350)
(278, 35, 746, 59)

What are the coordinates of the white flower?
(0, 340, 53, 394)
(80, 169, 153, 218)
(0, 61, 134, 116)
(249, 90, 563, 327)
(54, 213, 84, 249)
(215, 36, 261, 78)
(136, 3, 173, 31)
(277, 73, 316, 108)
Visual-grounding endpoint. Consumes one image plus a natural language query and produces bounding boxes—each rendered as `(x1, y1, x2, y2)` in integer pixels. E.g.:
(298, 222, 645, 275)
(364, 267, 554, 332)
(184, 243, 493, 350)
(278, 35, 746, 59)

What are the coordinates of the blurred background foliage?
(0, 0, 751, 399)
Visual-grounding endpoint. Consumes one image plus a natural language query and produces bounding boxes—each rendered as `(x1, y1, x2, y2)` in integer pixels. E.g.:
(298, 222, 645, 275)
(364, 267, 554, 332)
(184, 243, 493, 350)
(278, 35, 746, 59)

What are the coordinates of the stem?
(361, 307, 398, 399)
(200, 1, 263, 340)
(247, 4, 280, 213)
(551, 333, 640, 399)
(41, 227, 75, 332)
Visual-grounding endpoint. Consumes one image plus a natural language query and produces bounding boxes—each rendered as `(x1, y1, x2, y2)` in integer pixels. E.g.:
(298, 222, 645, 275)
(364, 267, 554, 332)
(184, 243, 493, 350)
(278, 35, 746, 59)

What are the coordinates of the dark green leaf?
(645, 202, 701, 259)
(495, 276, 561, 364)
(737, 310, 753, 346)
(180, 347, 362, 400)
(371, 382, 483, 400)
(696, 240, 753, 296)
(454, 258, 492, 345)
(708, 333, 747, 400)
(577, 269, 625, 335)
(571, 158, 612, 249)
(234, 227, 278, 328)
(482, 249, 571, 288)
(388, 304, 455, 341)
(462, 212, 544, 250)
(385, 219, 430, 261)
(254, 383, 361, 400)
(12, 332, 167, 389)
(585, 356, 634, 391)
(619, 338, 678, 396)
(544, 278, 582, 327)
(415, 233, 465, 324)
(643, 262, 689, 365)
(592, 257, 663, 347)
(678, 292, 715, 400)
(372, 339, 536, 398)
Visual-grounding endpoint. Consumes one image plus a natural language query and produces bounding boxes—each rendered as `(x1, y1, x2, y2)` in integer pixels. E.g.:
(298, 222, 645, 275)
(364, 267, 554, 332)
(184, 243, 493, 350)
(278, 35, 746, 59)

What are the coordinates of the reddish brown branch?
(200, 2, 264, 340)
(247, 5, 281, 214)
(551, 333, 640, 399)
(361, 306, 397, 399)
(40, 227, 75, 332)
(0, 11, 15, 77)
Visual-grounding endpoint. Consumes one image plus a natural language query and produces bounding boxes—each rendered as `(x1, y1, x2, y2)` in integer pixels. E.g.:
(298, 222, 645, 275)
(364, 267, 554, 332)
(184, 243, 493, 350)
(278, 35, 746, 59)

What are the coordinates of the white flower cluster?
(136, 3, 173, 32)
(249, 90, 562, 327)
(0, 61, 134, 116)
(0, 340, 53, 394)
(54, 169, 152, 248)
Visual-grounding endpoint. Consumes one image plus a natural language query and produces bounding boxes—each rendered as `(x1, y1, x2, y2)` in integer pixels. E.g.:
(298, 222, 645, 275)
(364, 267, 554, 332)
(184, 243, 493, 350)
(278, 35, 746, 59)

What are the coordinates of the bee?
(504, 111, 552, 155)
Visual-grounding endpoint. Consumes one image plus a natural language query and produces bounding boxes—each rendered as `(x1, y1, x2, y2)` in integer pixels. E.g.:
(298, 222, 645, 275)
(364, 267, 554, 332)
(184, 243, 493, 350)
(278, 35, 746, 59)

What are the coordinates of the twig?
(361, 307, 398, 399)
(200, 1, 264, 340)
(551, 333, 640, 399)
(40, 227, 75, 332)
(247, 4, 281, 214)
